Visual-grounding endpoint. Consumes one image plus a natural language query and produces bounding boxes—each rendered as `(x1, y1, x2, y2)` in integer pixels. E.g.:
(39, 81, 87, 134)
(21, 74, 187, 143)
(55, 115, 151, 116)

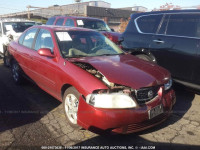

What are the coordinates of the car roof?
(31, 25, 96, 32)
(50, 16, 103, 21)
(131, 9, 200, 19)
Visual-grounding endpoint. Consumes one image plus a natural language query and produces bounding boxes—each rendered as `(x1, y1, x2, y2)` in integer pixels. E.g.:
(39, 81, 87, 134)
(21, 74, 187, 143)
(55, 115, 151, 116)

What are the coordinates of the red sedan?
(8, 25, 176, 134)
(46, 16, 121, 44)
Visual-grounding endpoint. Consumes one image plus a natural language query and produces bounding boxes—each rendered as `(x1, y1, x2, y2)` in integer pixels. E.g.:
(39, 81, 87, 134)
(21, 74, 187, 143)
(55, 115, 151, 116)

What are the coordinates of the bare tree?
(152, 3, 181, 11)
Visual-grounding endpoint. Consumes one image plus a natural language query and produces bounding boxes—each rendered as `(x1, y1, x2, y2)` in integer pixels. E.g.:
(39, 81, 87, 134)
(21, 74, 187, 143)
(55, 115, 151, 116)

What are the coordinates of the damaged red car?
(8, 26, 176, 134)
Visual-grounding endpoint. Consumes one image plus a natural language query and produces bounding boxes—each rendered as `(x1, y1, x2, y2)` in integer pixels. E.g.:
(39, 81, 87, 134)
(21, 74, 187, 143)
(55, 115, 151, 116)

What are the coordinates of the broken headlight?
(86, 89, 137, 109)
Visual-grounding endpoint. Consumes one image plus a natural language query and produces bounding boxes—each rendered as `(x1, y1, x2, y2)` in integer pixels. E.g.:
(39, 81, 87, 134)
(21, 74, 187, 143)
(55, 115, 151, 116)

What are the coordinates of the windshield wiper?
(97, 29, 108, 31)
(67, 55, 86, 58)
(97, 53, 120, 56)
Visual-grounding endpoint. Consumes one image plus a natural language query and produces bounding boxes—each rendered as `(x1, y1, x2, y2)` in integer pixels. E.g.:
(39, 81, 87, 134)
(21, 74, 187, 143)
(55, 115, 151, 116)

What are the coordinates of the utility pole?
(75, 0, 81, 16)
(27, 5, 31, 19)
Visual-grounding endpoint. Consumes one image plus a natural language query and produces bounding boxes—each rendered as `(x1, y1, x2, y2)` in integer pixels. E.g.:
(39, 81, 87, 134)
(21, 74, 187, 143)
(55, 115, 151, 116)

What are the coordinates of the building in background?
(119, 6, 148, 12)
(0, 1, 135, 31)
(132, 6, 148, 12)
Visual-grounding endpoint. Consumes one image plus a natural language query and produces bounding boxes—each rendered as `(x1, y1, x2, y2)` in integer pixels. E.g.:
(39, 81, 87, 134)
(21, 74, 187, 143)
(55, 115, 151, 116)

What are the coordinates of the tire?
(63, 86, 81, 129)
(3, 49, 10, 67)
(136, 54, 154, 62)
(11, 60, 23, 85)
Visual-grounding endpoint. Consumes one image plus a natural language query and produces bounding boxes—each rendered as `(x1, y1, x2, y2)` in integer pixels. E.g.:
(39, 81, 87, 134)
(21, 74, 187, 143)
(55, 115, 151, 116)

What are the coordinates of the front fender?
(57, 59, 108, 99)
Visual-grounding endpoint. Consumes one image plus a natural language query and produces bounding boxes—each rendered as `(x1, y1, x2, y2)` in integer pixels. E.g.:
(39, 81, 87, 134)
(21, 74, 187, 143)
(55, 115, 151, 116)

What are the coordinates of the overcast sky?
(0, 0, 199, 15)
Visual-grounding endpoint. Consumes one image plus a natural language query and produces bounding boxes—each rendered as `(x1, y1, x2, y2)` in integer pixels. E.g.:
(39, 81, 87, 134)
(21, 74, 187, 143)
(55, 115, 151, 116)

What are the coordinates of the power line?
(0, 6, 24, 11)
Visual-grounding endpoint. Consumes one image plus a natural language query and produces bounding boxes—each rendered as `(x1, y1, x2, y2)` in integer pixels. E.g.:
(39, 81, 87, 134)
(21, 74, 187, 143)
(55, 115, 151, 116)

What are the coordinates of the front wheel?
(11, 60, 23, 85)
(63, 87, 81, 129)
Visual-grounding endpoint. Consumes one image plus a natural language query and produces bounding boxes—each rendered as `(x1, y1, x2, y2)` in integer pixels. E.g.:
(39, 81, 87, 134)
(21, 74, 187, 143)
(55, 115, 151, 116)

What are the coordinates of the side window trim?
(46, 17, 56, 25)
(135, 14, 163, 34)
(34, 29, 54, 52)
(32, 28, 41, 50)
(22, 28, 39, 49)
(65, 18, 75, 27)
(55, 18, 64, 26)
(134, 12, 200, 38)
(18, 32, 26, 45)
(156, 14, 167, 34)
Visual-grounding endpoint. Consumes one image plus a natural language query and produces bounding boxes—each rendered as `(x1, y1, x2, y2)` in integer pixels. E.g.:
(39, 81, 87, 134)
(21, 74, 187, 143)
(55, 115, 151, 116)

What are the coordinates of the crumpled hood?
(70, 54, 170, 89)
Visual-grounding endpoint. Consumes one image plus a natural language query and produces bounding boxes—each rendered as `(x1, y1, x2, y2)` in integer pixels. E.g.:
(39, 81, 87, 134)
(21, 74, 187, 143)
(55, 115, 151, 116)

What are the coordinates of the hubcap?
(12, 64, 19, 82)
(64, 94, 79, 124)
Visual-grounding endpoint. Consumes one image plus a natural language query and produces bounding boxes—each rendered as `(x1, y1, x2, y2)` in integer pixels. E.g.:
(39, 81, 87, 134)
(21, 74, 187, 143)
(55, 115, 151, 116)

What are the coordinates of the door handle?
(153, 40, 165, 44)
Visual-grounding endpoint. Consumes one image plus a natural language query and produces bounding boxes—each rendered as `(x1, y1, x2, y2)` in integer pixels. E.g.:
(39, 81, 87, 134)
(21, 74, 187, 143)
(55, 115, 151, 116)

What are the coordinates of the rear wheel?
(3, 49, 10, 67)
(11, 60, 23, 84)
(63, 87, 81, 129)
(136, 54, 154, 62)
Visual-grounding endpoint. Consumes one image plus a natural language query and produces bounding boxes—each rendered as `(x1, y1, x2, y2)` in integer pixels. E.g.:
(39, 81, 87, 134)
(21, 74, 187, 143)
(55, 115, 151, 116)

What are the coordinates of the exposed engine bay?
(73, 62, 134, 92)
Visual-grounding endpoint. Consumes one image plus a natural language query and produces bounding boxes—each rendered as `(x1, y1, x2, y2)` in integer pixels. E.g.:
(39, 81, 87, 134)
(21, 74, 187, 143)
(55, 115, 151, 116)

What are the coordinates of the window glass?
(76, 20, 111, 31)
(46, 17, 56, 25)
(137, 15, 162, 33)
(167, 14, 200, 37)
(22, 28, 38, 48)
(3, 22, 35, 34)
(56, 31, 123, 58)
(55, 18, 64, 26)
(65, 19, 75, 27)
(158, 15, 170, 34)
(18, 32, 26, 45)
(196, 22, 200, 38)
(34, 29, 54, 52)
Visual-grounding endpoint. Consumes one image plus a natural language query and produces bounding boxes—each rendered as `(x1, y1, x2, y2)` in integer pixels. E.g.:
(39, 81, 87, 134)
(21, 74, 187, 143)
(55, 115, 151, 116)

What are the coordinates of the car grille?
(111, 112, 170, 134)
(134, 86, 160, 104)
(126, 112, 168, 133)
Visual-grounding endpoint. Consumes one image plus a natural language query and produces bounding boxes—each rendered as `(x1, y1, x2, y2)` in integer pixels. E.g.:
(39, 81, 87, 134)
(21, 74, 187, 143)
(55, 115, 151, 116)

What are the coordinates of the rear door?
(15, 28, 38, 78)
(191, 13, 200, 84)
(150, 13, 199, 83)
(122, 14, 163, 51)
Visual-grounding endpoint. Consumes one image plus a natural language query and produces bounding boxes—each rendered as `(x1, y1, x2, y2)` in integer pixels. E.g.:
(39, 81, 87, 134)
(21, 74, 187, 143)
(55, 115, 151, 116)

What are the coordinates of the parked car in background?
(0, 18, 35, 66)
(46, 16, 121, 44)
(121, 10, 200, 90)
(8, 25, 175, 134)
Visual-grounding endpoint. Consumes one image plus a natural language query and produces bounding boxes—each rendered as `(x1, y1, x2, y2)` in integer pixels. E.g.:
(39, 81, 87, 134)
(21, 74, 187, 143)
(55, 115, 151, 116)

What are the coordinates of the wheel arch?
(61, 84, 73, 101)
(131, 48, 157, 63)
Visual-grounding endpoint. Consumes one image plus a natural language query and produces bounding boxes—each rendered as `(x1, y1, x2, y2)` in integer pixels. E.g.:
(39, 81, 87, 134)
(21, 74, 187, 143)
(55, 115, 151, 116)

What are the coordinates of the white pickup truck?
(0, 18, 35, 66)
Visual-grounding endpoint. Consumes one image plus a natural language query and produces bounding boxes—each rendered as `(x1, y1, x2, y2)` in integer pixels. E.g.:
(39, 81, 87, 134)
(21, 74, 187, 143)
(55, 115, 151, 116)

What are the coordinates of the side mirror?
(5, 25, 13, 32)
(38, 48, 55, 58)
(111, 28, 115, 32)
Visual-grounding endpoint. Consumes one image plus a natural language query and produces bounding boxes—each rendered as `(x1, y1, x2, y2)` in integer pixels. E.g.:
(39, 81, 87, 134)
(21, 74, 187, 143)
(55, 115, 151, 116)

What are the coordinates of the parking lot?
(0, 58, 200, 150)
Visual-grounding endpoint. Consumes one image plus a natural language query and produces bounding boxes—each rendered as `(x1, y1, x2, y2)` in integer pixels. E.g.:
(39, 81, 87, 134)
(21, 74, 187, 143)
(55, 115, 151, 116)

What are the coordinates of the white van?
(0, 18, 35, 66)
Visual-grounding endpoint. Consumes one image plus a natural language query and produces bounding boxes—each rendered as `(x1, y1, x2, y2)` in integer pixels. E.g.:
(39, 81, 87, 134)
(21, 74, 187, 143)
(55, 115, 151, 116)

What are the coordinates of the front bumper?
(77, 89, 175, 134)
